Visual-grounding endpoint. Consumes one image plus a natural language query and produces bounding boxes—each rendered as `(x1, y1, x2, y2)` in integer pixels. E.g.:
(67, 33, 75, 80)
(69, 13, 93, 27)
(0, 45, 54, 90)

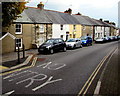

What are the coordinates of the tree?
(2, 2, 26, 27)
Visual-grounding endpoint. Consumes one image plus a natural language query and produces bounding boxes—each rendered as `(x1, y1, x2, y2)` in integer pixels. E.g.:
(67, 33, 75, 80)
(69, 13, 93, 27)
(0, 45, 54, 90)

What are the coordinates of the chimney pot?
(37, 2, 44, 9)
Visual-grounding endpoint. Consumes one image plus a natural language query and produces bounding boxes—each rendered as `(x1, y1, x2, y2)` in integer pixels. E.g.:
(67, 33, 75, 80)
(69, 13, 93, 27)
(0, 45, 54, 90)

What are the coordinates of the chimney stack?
(100, 18, 103, 21)
(37, 2, 44, 9)
(104, 20, 109, 23)
(75, 12, 82, 15)
(64, 8, 72, 15)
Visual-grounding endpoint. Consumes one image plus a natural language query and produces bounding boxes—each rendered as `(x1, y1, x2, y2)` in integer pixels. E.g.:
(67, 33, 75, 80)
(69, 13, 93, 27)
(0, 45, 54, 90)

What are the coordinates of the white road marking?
(37, 62, 52, 68)
(9, 71, 38, 82)
(32, 76, 62, 91)
(48, 63, 66, 70)
(94, 81, 101, 95)
(16, 74, 47, 85)
(3, 70, 29, 80)
(25, 74, 47, 88)
(4, 90, 15, 95)
(37, 62, 66, 70)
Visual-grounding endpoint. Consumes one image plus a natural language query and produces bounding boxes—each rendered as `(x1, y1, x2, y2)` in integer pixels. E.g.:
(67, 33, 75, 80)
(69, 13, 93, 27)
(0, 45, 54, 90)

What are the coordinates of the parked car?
(80, 36, 92, 46)
(104, 37, 111, 42)
(95, 37, 106, 43)
(38, 38, 66, 54)
(66, 38, 82, 49)
(108, 36, 116, 41)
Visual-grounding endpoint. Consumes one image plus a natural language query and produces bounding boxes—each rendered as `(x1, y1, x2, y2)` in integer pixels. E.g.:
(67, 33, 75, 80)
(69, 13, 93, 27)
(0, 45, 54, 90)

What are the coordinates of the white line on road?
(4, 90, 15, 95)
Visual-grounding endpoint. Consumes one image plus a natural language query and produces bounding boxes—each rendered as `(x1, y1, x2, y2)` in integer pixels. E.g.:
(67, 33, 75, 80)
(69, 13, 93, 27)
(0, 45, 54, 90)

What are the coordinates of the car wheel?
(80, 45, 83, 48)
(73, 45, 76, 49)
(63, 47, 67, 52)
(50, 49, 54, 54)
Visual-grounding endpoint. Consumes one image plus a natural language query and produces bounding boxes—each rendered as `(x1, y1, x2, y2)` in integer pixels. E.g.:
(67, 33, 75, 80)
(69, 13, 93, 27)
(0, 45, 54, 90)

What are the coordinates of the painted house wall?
(104, 27, 110, 37)
(82, 25, 93, 37)
(52, 24, 69, 41)
(2, 25, 16, 54)
(95, 26, 105, 39)
(14, 24, 33, 50)
(2, 35, 15, 54)
(69, 24, 82, 38)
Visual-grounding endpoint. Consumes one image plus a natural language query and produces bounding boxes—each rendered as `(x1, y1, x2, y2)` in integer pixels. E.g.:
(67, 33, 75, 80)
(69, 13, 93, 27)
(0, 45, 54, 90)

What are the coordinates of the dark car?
(80, 36, 92, 46)
(38, 38, 66, 54)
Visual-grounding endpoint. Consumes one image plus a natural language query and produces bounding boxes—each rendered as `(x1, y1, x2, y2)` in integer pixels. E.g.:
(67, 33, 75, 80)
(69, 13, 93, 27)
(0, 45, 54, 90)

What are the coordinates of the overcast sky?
(26, 0, 119, 26)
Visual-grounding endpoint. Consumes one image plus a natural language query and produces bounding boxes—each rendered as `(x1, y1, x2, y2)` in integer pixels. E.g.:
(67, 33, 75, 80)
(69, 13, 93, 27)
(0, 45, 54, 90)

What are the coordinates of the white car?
(66, 38, 82, 49)
(95, 37, 106, 43)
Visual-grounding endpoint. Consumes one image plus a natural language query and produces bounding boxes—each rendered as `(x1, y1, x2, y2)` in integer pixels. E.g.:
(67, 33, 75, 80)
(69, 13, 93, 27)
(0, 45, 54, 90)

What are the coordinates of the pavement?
(94, 47, 119, 95)
(1, 49, 38, 73)
(1, 42, 119, 95)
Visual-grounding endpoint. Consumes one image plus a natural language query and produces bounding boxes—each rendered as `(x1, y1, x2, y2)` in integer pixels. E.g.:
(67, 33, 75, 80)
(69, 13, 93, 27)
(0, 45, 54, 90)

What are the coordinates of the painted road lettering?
(37, 62, 66, 70)
(32, 76, 62, 91)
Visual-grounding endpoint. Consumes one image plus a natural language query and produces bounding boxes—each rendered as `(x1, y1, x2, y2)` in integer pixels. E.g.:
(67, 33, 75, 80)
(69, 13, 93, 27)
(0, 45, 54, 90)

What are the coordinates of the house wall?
(52, 24, 69, 41)
(104, 27, 110, 37)
(2, 35, 15, 54)
(110, 27, 115, 36)
(69, 24, 82, 38)
(82, 25, 93, 37)
(95, 26, 104, 39)
(14, 24, 33, 50)
(2, 25, 16, 54)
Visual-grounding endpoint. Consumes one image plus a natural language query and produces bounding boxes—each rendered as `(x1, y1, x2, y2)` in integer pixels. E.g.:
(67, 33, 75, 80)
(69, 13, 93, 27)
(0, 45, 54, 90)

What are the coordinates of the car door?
(53, 39, 59, 51)
(78, 39, 82, 47)
(75, 39, 79, 47)
(58, 39, 64, 49)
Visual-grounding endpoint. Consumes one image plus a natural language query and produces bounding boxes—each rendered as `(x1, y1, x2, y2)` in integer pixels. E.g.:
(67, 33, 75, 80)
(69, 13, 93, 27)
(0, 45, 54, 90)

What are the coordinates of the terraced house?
(1, 2, 118, 54)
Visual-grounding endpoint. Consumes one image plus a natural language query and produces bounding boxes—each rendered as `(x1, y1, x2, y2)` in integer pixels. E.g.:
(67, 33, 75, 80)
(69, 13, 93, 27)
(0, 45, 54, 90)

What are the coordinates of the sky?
(26, 0, 119, 26)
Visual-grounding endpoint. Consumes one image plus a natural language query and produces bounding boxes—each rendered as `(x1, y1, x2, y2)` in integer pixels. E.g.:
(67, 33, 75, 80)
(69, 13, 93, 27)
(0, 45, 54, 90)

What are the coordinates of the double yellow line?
(0, 57, 38, 76)
(77, 47, 117, 95)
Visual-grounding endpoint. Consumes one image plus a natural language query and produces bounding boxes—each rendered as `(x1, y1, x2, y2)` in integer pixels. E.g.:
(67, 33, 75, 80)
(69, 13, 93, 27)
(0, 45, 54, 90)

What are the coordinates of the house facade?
(1, 2, 118, 54)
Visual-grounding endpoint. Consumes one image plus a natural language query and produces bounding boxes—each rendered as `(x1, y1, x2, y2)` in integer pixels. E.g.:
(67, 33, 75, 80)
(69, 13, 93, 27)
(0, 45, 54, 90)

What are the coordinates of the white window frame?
(40, 24, 44, 33)
(15, 24, 22, 34)
(15, 38, 22, 49)
(83, 26, 86, 30)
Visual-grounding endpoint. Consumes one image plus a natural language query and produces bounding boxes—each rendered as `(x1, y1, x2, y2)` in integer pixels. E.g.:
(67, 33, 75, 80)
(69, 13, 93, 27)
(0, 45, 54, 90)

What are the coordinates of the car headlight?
(46, 45, 52, 49)
(83, 41, 86, 43)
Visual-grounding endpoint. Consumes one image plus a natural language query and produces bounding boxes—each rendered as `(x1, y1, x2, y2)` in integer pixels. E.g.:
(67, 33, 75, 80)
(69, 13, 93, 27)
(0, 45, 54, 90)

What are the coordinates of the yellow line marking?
(77, 47, 117, 95)
(94, 48, 118, 95)
(0, 66, 8, 70)
(0, 57, 38, 76)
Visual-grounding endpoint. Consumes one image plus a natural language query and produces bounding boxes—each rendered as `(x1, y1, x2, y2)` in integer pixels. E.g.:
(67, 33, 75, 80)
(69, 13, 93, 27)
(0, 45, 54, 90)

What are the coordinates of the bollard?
(23, 44, 25, 58)
(17, 45, 20, 64)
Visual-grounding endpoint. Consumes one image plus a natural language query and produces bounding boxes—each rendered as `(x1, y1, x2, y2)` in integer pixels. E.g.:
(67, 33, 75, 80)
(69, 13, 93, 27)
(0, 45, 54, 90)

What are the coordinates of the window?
(15, 24, 22, 34)
(73, 25, 76, 30)
(60, 25, 63, 30)
(16, 38, 22, 49)
(40, 24, 44, 32)
(61, 35, 63, 38)
(83, 26, 86, 30)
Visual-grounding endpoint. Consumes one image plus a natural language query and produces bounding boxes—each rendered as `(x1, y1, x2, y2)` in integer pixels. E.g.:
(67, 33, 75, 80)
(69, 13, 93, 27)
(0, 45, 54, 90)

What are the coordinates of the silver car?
(66, 38, 82, 49)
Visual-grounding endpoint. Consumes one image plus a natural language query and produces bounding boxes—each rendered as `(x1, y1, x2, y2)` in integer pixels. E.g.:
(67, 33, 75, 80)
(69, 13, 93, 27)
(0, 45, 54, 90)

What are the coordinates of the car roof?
(48, 38, 63, 40)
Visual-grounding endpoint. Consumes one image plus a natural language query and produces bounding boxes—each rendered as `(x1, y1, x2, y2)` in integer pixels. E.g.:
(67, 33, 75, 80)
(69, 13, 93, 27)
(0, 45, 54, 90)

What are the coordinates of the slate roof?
(14, 7, 116, 28)
(25, 7, 52, 24)
(72, 15, 94, 26)
(14, 11, 33, 23)
(44, 10, 67, 24)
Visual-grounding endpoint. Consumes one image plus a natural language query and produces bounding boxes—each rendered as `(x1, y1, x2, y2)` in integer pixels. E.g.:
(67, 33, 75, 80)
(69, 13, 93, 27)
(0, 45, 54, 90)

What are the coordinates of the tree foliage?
(2, 2, 26, 27)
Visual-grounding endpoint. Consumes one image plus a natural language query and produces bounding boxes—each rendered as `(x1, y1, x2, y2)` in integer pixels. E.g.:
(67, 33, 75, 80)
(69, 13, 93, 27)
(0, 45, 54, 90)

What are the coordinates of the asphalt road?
(1, 41, 119, 95)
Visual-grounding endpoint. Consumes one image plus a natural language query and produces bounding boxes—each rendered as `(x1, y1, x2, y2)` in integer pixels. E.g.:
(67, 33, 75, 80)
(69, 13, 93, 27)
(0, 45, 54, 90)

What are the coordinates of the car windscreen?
(67, 39, 76, 42)
(46, 39, 54, 44)
(80, 37, 87, 40)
